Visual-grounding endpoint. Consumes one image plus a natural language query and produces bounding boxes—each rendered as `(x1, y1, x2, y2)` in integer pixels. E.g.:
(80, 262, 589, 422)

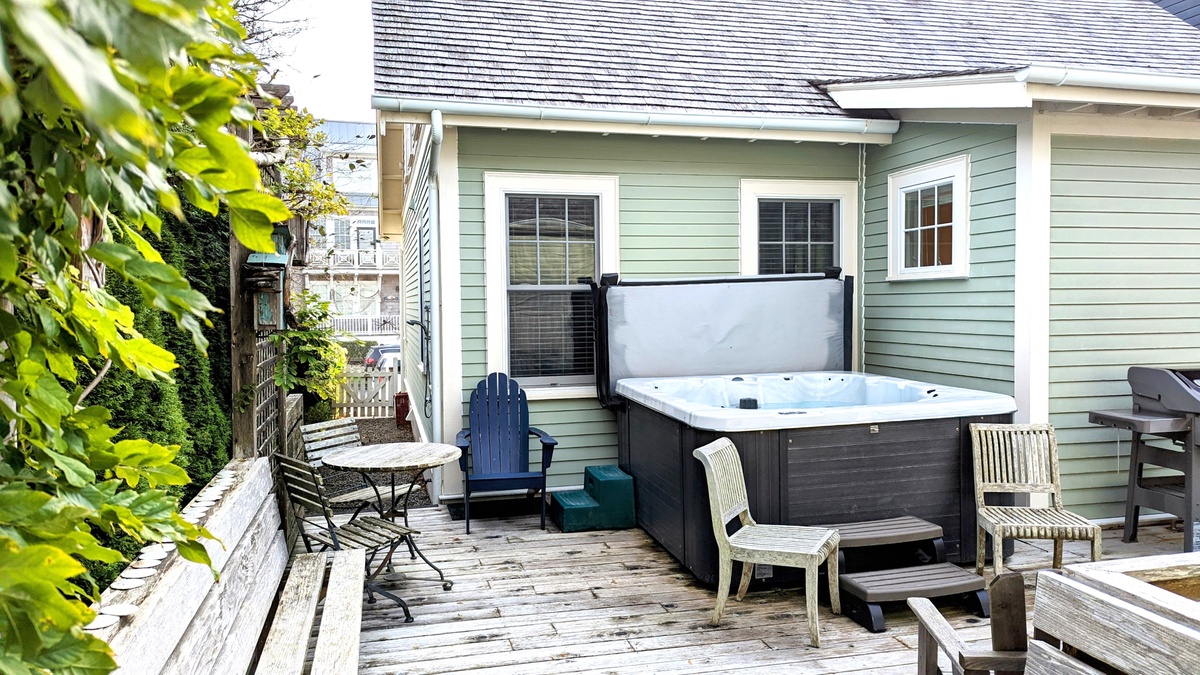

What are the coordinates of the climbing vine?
(0, 0, 288, 671)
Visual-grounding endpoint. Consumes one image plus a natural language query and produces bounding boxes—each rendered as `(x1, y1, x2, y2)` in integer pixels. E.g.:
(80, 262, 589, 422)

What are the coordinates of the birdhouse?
(244, 224, 293, 332)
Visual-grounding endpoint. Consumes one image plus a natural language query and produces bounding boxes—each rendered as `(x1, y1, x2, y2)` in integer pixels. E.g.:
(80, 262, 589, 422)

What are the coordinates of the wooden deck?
(340, 508, 1183, 674)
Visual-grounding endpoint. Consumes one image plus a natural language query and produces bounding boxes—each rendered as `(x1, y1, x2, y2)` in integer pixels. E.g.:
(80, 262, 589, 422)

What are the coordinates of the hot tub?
(613, 372, 1016, 585)
(616, 371, 1017, 432)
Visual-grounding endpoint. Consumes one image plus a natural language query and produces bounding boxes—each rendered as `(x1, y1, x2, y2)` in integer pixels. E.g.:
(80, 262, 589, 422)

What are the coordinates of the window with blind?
(507, 194, 597, 385)
(757, 200, 837, 275)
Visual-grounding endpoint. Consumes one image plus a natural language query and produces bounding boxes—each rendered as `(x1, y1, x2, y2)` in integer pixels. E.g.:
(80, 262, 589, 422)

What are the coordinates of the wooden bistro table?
(321, 442, 459, 591)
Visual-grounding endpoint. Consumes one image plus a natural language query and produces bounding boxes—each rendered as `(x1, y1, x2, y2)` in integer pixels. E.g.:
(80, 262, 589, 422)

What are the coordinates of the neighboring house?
(374, 0, 1200, 516)
(302, 121, 402, 337)
(1155, 0, 1200, 27)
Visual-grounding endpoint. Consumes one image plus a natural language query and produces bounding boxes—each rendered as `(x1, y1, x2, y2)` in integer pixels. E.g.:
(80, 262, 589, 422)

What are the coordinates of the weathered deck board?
(337, 507, 1184, 674)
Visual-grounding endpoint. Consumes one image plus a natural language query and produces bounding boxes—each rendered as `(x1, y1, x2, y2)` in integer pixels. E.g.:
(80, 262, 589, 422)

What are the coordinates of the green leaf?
(228, 206, 276, 253)
(0, 544, 86, 592)
(173, 539, 213, 572)
(225, 190, 291, 223)
(0, 240, 17, 282)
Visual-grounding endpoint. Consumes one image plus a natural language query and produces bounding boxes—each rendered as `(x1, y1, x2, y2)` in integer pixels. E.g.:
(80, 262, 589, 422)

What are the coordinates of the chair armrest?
(907, 597, 967, 659)
(959, 649, 1027, 672)
(455, 430, 470, 472)
(529, 427, 556, 470)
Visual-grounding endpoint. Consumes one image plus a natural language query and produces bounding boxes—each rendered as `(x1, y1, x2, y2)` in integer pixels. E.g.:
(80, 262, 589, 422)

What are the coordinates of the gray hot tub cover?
(593, 272, 852, 409)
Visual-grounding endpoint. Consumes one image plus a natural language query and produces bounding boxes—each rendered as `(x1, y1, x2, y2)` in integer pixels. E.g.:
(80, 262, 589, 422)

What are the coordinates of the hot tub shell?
(615, 374, 1015, 584)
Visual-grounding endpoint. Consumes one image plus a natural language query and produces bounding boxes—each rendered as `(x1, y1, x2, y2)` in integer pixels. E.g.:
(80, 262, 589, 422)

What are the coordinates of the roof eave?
(825, 66, 1200, 111)
(371, 96, 899, 144)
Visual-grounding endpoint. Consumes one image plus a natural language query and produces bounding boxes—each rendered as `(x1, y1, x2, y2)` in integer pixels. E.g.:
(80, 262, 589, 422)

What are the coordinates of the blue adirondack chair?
(455, 372, 558, 534)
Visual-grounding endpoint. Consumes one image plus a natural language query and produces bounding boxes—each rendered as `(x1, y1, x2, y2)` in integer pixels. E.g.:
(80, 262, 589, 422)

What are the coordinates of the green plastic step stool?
(550, 465, 636, 532)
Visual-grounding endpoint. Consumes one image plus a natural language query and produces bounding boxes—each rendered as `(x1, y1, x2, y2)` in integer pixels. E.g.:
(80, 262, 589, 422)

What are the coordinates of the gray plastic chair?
(693, 437, 841, 647)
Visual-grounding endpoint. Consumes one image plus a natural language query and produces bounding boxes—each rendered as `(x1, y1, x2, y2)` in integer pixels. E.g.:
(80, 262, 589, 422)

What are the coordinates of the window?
(757, 200, 837, 274)
(485, 173, 619, 394)
(332, 218, 352, 250)
(738, 180, 858, 278)
(887, 155, 970, 280)
(506, 195, 596, 385)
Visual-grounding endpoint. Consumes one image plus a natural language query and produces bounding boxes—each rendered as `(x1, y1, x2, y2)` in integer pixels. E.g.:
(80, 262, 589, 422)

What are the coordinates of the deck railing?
(324, 314, 404, 335)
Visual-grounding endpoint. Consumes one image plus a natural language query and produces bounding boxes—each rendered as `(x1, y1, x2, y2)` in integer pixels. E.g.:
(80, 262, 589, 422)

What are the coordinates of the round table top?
(321, 442, 459, 472)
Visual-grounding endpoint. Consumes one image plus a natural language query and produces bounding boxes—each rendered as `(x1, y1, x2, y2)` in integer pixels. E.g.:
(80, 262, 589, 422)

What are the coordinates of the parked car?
(364, 344, 402, 368)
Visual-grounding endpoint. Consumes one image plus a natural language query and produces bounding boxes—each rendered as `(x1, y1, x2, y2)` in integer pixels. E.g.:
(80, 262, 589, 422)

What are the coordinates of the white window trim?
(484, 172, 620, 396)
(886, 155, 971, 281)
(739, 179, 859, 280)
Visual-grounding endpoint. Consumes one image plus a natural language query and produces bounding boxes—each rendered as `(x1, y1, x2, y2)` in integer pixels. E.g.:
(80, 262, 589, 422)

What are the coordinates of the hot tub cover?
(593, 272, 852, 408)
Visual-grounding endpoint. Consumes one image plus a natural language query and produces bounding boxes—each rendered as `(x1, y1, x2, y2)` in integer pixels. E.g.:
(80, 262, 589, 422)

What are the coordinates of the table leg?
(382, 468, 454, 591)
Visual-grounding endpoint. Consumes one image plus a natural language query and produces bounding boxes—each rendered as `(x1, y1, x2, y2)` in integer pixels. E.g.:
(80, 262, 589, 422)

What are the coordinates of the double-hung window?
(485, 173, 619, 392)
(507, 195, 596, 385)
(738, 180, 858, 278)
(886, 155, 970, 280)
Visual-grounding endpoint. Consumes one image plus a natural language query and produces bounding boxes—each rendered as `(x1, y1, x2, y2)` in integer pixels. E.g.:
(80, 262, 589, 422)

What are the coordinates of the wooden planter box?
(1032, 553, 1200, 674)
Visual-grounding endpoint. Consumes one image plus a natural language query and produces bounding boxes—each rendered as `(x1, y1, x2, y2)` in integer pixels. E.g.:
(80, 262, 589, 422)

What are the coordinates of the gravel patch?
(320, 418, 432, 509)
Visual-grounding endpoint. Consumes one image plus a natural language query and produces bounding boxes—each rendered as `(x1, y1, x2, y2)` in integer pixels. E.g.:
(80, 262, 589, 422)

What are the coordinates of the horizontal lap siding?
(457, 129, 859, 486)
(403, 139, 432, 432)
(862, 123, 1017, 394)
(1050, 135, 1200, 518)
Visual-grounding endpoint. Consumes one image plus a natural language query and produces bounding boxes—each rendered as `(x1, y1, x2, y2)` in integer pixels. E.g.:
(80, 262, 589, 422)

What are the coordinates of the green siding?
(457, 128, 859, 487)
(862, 123, 1017, 395)
(1049, 135, 1200, 518)
(402, 136, 433, 433)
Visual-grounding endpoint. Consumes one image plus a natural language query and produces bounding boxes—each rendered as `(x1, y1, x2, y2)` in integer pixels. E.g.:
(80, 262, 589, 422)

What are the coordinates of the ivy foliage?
(271, 291, 347, 401)
(0, 0, 288, 671)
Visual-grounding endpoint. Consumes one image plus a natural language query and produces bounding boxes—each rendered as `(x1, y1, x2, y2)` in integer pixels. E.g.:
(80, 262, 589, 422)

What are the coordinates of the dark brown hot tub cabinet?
(617, 401, 1011, 585)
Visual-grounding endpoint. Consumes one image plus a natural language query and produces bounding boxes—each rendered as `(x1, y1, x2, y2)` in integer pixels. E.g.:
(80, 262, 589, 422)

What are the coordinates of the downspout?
(428, 110, 444, 442)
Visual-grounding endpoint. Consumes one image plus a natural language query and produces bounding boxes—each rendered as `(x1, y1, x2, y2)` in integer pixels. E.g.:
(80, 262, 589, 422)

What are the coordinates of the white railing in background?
(305, 247, 402, 270)
(324, 314, 404, 335)
(335, 365, 401, 418)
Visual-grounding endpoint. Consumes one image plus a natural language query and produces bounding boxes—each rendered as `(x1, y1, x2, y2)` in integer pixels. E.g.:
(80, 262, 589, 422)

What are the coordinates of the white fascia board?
(1025, 83, 1200, 109)
(373, 98, 898, 144)
(827, 76, 1032, 110)
(827, 66, 1200, 112)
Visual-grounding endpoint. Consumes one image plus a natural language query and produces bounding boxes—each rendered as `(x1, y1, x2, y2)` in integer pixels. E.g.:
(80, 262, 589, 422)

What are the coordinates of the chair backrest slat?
(301, 418, 361, 466)
(971, 423, 1063, 509)
(692, 437, 752, 545)
(468, 372, 530, 476)
(274, 454, 335, 520)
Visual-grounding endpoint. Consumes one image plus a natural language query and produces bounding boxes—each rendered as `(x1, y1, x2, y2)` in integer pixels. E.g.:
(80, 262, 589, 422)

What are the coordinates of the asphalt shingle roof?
(373, 0, 1200, 118)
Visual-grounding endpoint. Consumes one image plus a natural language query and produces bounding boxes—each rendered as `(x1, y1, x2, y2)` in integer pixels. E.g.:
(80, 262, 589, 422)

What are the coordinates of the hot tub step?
(824, 516, 947, 573)
(550, 465, 635, 532)
(839, 563, 988, 632)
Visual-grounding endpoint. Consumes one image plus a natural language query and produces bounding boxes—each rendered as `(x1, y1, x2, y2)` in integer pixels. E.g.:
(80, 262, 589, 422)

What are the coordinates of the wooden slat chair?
(692, 437, 840, 648)
(455, 372, 557, 534)
(909, 572, 1028, 675)
(301, 418, 405, 519)
(971, 423, 1102, 576)
(274, 453, 419, 623)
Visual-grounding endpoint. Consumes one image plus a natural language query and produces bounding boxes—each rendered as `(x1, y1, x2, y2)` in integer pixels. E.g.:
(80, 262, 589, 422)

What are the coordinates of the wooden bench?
(909, 572, 1027, 675)
(255, 549, 365, 675)
(87, 458, 290, 674)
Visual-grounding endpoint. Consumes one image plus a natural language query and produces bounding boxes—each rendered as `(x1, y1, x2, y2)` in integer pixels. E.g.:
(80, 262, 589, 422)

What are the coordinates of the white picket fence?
(334, 365, 401, 418)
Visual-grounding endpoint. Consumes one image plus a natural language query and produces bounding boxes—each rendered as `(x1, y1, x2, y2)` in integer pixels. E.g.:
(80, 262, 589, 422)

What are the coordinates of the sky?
(268, 0, 376, 124)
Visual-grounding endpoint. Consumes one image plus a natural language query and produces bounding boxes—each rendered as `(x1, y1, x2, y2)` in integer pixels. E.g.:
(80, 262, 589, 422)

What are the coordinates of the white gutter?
(372, 96, 900, 135)
(1017, 65, 1200, 96)
(428, 110, 444, 443)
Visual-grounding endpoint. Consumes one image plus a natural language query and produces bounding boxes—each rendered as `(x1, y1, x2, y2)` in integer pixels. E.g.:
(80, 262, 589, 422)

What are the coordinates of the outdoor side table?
(322, 442, 459, 590)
